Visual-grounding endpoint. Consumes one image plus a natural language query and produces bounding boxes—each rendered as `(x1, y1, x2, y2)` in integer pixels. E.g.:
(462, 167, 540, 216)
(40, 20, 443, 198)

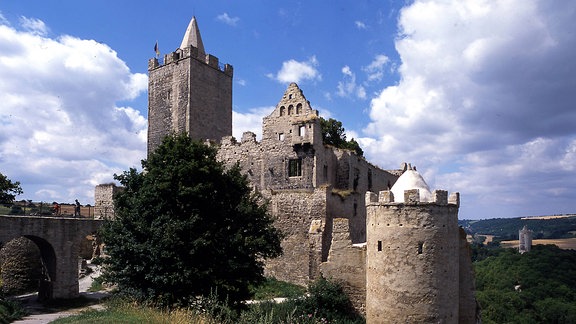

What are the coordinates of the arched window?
(296, 103, 302, 114)
(280, 106, 285, 116)
(288, 105, 294, 115)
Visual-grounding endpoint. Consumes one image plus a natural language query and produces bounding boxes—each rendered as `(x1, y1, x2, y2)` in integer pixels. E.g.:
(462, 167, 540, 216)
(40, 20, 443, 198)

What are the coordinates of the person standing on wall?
(75, 199, 81, 217)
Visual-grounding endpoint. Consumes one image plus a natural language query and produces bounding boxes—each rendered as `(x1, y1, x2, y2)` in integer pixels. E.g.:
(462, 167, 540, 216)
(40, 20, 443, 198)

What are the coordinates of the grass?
(249, 277, 306, 300)
(50, 300, 209, 324)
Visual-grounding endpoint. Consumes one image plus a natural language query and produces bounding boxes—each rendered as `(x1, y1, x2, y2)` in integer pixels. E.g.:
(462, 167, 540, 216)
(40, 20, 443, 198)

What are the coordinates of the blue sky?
(1, 1, 575, 219)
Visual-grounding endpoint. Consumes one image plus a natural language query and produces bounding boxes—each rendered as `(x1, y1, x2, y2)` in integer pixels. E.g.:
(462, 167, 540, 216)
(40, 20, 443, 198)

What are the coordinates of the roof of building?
(180, 16, 205, 56)
(390, 166, 432, 202)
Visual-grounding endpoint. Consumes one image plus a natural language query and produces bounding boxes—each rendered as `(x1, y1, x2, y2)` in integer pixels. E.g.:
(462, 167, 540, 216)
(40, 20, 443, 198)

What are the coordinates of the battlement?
(365, 189, 460, 206)
(148, 45, 233, 76)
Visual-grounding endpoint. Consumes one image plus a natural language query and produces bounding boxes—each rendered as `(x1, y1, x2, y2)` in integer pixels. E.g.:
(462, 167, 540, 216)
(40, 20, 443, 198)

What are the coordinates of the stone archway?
(22, 235, 57, 300)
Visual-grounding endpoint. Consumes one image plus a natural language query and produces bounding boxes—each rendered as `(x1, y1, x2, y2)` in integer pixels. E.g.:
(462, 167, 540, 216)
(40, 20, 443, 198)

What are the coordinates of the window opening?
(280, 106, 285, 116)
(377, 241, 382, 252)
(278, 133, 285, 141)
(418, 242, 423, 254)
(288, 105, 294, 115)
(288, 159, 302, 177)
(296, 103, 302, 114)
(299, 125, 306, 137)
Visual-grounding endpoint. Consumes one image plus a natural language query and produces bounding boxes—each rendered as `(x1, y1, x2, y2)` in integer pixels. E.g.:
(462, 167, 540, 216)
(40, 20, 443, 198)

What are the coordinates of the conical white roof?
(390, 168, 432, 202)
(180, 16, 205, 56)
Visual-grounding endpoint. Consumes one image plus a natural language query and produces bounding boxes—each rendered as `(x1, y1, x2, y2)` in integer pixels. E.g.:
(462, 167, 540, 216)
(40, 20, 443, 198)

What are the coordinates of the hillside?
(459, 215, 576, 241)
(474, 245, 576, 323)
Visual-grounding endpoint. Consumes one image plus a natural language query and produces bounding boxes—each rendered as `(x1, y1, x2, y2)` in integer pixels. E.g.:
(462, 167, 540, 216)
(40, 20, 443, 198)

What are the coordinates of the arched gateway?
(0, 215, 102, 299)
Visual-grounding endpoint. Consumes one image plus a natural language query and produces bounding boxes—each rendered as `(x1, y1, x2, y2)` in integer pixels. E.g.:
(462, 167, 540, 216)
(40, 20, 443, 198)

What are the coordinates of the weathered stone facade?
(94, 16, 479, 322)
(0, 216, 102, 299)
(94, 183, 123, 219)
(147, 17, 233, 154)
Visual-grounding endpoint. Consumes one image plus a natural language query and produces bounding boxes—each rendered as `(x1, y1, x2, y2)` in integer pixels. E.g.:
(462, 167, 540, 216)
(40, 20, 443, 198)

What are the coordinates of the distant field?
(520, 214, 576, 220)
(500, 238, 576, 250)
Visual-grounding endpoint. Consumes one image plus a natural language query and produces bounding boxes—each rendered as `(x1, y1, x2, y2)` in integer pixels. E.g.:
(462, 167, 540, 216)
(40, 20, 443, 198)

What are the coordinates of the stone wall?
(94, 183, 123, 219)
(263, 188, 329, 286)
(319, 218, 367, 314)
(147, 45, 232, 154)
(0, 216, 103, 299)
(365, 189, 461, 323)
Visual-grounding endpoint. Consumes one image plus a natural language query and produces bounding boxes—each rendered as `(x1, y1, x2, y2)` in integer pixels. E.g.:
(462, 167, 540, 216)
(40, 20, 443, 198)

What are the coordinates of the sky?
(0, 0, 575, 220)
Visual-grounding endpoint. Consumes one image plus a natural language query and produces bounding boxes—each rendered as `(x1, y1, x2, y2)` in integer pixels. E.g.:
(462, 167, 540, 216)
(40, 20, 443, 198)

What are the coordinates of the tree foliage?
(0, 173, 22, 204)
(474, 245, 576, 323)
(100, 134, 283, 307)
(320, 118, 363, 156)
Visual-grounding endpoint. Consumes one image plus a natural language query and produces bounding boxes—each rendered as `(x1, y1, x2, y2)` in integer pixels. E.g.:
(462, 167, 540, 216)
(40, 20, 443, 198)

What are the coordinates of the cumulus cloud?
(269, 56, 321, 84)
(0, 19, 147, 204)
(233, 106, 275, 140)
(216, 13, 240, 26)
(362, 0, 576, 218)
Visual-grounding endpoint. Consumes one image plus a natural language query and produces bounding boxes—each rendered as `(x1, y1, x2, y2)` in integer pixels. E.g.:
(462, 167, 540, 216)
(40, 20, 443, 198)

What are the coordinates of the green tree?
(0, 173, 22, 204)
(100, 134, 282, 307)
(320, 117, 364, 156)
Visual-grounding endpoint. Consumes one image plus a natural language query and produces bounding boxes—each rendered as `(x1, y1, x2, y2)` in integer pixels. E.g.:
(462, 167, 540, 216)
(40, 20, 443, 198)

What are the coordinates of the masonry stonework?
(96, 16, 479, 322)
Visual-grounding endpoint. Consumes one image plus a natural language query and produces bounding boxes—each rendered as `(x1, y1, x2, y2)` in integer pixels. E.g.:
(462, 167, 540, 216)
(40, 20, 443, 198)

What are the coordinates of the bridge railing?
(0, 202, 95, 218)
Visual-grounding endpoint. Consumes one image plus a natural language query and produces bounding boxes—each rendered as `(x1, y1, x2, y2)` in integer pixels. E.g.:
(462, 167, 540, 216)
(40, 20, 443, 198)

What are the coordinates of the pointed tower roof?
(180, 16, 205, 56)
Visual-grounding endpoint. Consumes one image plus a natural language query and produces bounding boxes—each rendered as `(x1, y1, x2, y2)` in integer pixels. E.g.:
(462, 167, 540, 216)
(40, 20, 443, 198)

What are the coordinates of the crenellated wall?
(147, 43, 233, 154)
(365, 189, 461, 323)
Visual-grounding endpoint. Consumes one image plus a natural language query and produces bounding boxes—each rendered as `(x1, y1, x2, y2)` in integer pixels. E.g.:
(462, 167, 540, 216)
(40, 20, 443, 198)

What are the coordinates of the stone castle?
(96, 17, 478, 323)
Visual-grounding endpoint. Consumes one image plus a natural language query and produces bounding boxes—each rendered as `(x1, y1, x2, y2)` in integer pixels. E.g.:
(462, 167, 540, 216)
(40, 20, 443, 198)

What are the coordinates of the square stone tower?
(147, 17, 233, 154)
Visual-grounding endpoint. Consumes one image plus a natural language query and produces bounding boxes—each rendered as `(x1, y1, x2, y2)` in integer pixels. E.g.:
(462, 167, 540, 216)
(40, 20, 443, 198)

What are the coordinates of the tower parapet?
(147, 16, 233, 154)
(365, 167, 461, 323)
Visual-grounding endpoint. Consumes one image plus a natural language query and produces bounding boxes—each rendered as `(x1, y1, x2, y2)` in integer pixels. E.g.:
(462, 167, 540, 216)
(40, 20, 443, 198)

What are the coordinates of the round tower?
(365, 168, 460, 323)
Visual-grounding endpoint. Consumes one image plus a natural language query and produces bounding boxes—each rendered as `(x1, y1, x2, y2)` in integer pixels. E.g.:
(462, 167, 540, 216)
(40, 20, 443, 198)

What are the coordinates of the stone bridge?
(0, 215, 103, 299)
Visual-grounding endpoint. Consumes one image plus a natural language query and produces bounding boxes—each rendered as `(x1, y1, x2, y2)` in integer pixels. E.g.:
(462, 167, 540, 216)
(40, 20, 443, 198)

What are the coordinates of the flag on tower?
(154, 41, 160, 57)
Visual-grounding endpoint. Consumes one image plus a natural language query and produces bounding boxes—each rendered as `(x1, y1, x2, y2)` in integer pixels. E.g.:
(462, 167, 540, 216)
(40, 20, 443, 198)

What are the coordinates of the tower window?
(278, 133, 285, 141)
(299, 125, 306, 136)
(377, 241, 382, 252)
(288, 105, 294, 115)
(418, 242, 424, 254)
(296, 103, 302, 114)
(280, 106, 285, 116)
(288, 159, 302, 177)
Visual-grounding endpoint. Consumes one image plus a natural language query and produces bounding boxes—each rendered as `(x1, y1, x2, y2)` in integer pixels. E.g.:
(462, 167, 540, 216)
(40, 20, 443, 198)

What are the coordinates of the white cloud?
(233, 106, 275, 141)
(336, 65, 366, 99)
(363, 54, 390, 82)
(216, 13, 240, 26)
(0, 19, 147, 205)
(19, 16, 48, 36)
(270, 56, 321, 84)
(355, 21, 367, 29)
(362, 0, 576, 218)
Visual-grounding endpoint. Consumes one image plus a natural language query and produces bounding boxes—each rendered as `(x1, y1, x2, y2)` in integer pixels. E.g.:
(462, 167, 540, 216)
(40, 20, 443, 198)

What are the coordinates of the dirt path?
(12, 263, 108, 324)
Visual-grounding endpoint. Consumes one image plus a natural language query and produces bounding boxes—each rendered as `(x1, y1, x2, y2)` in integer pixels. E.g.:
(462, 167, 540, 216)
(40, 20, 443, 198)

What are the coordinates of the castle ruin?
(96, 16, 478, 323)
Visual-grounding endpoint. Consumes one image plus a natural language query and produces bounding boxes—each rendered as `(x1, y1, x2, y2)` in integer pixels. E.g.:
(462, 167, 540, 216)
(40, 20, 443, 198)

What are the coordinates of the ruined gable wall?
(94, 184, 123, 219)
(264, 188, 329, 286)
(319, 218, 367, 314)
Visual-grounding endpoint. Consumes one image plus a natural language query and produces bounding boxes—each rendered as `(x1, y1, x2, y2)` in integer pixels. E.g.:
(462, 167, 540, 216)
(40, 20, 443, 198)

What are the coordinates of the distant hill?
(459, 215, 576, 241)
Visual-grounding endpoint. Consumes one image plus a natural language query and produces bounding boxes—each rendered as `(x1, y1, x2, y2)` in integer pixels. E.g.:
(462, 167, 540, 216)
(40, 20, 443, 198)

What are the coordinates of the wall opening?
(298, 125, 306, 137)
(418, 242, 424, 254)
(377, 240, 382, 252)
(288, 159, 302, 177)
